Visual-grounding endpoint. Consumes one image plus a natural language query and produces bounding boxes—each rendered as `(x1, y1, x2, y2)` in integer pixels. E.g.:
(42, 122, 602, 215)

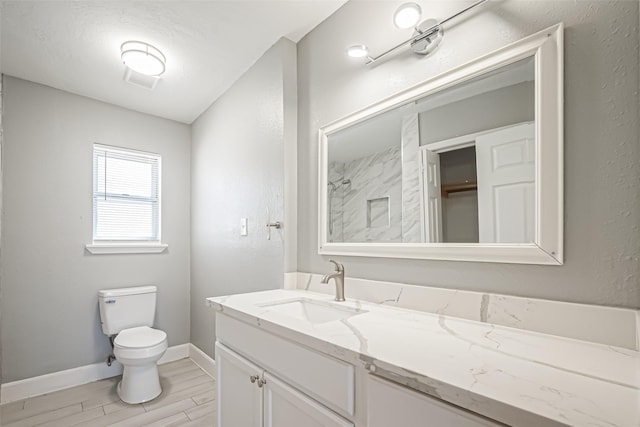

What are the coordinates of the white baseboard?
(159, 343, 190, 364)
(189, 344, 216, 379)
(1, 359, 123, 405)
(1, 343, 191, 404)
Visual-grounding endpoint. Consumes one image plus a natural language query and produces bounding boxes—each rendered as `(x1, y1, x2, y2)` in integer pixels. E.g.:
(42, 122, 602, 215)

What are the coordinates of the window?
(92, 144, 161, 244)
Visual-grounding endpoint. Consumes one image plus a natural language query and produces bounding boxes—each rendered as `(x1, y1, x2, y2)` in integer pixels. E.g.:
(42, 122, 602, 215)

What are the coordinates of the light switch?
(240, 218, 248, 236)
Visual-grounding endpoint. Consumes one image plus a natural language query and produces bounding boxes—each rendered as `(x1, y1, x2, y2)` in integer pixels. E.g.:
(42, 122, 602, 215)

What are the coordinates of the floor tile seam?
(2, 401, 83, 425)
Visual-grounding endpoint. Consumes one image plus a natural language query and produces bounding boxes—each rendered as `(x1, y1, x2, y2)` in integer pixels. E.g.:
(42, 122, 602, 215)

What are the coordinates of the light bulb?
(394, 2, 422, 29)
(346, 44, 370, 58)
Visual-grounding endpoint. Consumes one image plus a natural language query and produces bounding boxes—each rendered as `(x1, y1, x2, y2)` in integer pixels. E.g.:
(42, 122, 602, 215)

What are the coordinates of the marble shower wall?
(401, 114, 422, 243)
(327, 161, 345, 242)
(329, 145, 403, 242)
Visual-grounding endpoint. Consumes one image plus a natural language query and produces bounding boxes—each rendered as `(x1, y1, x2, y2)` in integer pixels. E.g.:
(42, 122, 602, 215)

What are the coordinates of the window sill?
(85, 243, 168, 255)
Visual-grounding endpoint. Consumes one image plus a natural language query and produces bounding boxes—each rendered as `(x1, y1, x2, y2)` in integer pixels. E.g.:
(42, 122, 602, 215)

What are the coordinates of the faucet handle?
(328, 259, 344, 272)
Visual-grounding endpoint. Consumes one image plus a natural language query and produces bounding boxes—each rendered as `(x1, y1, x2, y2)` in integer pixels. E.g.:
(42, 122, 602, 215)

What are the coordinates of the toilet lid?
(115, 326, 167, 349)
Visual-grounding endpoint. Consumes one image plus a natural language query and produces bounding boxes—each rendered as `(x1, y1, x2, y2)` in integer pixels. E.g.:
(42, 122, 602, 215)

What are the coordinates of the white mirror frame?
(318, 24, 563, 265)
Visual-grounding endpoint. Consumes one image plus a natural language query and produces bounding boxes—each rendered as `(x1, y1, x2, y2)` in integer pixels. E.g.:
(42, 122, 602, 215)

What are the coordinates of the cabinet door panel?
(216, 342, 263, 427)
(217, 313, 355, 415)
(367, 375, 502, 427)
(264, 373, 353, 427)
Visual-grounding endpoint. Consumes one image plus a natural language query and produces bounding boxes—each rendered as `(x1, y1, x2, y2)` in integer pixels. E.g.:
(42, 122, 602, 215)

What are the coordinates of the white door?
(475, 123, 535, 243)
(216, 342, 263, 427)
(263, 373, 354, 427)
(421, 149, 443, 243)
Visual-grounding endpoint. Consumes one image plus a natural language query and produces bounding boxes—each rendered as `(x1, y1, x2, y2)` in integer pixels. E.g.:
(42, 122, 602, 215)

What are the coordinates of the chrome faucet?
(321, 260, 345, 302)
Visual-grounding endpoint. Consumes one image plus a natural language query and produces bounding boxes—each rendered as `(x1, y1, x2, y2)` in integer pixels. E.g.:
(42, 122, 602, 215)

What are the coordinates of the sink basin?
(259, 298, 367, 324)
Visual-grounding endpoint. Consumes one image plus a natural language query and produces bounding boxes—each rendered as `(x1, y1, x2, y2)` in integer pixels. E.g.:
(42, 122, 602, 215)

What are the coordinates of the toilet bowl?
(98, 286, 168, 404)
(114, 326, 168, 404)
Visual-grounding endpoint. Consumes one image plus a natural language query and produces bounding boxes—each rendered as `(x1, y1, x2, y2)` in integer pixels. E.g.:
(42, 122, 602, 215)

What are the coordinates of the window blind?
(93, 144, 161, 242)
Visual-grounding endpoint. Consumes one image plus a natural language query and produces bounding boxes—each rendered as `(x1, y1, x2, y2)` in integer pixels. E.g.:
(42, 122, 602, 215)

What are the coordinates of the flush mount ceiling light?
(348, 0, 488, 65)
(121, 41, 166, 77)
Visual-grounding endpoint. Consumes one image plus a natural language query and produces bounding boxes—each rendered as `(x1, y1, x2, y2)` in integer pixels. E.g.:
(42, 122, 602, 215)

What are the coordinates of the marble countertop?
(207, 289, 640, 427)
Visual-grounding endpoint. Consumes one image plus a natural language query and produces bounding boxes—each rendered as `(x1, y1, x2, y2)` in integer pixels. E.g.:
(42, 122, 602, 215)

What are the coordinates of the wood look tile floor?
(0, 359, 217, 427)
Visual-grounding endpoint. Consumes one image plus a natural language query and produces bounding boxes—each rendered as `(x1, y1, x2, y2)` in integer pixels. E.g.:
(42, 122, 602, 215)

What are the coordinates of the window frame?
(86, 144, 167, 255)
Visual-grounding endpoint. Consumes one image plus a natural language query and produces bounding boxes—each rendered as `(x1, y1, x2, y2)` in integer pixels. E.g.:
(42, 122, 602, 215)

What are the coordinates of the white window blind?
(93, 144, 161, 242)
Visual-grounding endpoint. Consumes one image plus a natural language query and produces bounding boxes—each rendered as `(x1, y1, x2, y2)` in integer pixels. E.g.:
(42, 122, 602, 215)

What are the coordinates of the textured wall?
(0, 2, 4, 393)
(297, 1, 640, 308)
(1, 77, 191, 382)
(190, 39, 297, 357)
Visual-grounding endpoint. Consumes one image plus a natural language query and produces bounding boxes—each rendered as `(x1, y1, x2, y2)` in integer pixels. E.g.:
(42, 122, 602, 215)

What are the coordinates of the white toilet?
(98, 286, 168, 404)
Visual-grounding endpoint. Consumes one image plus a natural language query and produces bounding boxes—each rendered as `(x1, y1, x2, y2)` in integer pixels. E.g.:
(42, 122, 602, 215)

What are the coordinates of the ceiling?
(1, 1, 347, 124)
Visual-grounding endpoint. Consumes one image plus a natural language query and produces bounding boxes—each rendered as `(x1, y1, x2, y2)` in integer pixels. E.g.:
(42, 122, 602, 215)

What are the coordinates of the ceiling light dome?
(394, 2, 422, 29)
(121, 41, 166, 77)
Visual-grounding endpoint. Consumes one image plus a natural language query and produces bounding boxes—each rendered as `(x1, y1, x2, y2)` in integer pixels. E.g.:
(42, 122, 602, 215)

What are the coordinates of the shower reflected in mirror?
(327, 178, 351, 241)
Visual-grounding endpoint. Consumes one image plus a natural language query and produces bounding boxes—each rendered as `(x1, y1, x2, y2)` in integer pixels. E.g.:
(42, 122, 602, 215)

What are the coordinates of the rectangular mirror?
(318, 24, 563, 264)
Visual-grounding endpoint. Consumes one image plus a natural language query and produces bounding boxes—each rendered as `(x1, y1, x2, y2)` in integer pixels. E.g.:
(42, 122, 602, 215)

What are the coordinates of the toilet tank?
(98, 286, 157, 336)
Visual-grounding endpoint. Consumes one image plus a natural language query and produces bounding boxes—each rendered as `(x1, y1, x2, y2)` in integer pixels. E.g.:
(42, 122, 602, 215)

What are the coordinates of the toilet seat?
(115, 326, 167, 349)
(114, 326, 168, 362)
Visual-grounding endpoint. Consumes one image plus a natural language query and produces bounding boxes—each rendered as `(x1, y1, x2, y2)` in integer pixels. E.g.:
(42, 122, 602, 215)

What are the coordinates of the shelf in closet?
(441, 181, 477, 198)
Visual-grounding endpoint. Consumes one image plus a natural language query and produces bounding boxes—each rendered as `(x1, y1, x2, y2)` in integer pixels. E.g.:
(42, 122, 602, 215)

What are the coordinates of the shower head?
(329, 178, 351, 188)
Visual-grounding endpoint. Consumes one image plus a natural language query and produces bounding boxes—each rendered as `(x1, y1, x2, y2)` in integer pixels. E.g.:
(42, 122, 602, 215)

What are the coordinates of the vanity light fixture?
(121, 41, 166, 77)
(346, 44, 371, 59)
(349, 0, 488, 65)
(393, 2, 422, 29)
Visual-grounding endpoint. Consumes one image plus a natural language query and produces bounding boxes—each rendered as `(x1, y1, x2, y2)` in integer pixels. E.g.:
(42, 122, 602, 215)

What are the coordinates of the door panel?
(263, 373, 353, 427)
(216, 342, 263, 427)
(367, 375, 501, 427)
(421, 149, 443, 243)
(476, 123, 535, 243)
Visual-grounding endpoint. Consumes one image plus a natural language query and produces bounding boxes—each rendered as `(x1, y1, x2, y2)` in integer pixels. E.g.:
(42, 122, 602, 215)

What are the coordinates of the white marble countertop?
(207, 289, 640, 427)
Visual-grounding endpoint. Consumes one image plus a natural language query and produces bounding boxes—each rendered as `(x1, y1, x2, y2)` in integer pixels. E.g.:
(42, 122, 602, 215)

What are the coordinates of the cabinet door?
(367, 375, 501, 427)
(263, 372, 353, 427)
(216, 342, 263, 427)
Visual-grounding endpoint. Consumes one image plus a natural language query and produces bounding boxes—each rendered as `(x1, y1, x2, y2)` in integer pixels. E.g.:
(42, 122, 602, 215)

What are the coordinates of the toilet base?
(117, 363, 162, 404)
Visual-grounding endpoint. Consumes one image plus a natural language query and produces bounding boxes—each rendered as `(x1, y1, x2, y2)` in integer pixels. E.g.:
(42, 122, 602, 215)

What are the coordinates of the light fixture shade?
(346, 44, 370, 58)
(121, 41, 166, 77)
(394, 2, 422, 29)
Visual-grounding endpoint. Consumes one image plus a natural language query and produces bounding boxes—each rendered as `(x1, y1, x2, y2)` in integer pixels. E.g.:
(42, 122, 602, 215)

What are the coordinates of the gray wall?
(190, 39, 297, 358)
(419, 81, 534, 145)
(1, 76, 191, 382)
(0, 3, 3, 394)
(297, 1, 640, 308)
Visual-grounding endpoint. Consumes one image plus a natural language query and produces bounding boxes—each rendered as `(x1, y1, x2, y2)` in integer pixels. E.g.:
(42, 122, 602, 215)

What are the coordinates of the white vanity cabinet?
(216, 342, 353, 427)
(216, 343, 263, 427)
(263, 371, 354, 427)
(216, 314, 355, 427)
(215, 311, 501, 427)
(367, 375, 503, 427)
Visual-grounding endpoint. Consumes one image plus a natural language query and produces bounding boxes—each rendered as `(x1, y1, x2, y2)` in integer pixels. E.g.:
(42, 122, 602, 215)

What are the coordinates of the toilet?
(98, 286, 168, 404)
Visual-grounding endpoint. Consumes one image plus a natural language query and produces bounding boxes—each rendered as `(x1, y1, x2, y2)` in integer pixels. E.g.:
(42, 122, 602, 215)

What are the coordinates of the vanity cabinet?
(216, 342, 263, 427)
(217, 342, 353, 427)
(367, 375, 502, 427)
(216, 313, 355, 427)
(215, 311, 501, 427)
